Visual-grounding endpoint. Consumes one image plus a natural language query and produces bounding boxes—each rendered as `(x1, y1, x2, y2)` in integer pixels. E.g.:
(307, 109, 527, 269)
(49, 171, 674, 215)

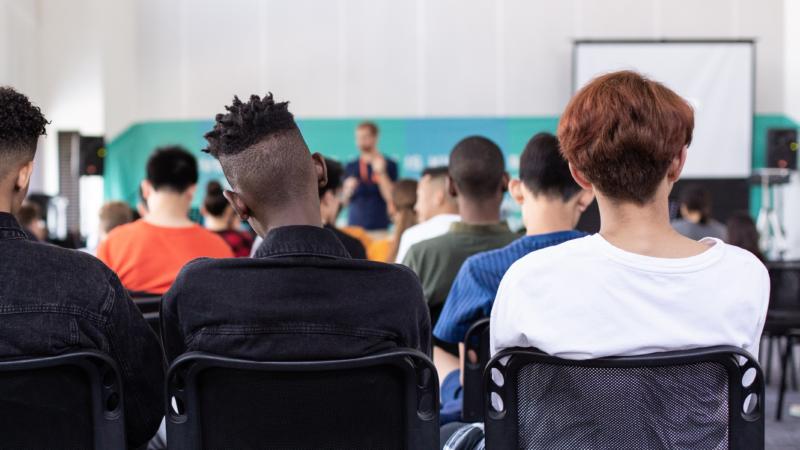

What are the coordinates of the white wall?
(117, 0, 786, 136)
(0, 0, 793, 190)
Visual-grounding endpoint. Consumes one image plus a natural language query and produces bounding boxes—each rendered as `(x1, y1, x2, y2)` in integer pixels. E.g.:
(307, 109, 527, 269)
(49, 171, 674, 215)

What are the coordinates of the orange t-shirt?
(97, 219, 234, 294)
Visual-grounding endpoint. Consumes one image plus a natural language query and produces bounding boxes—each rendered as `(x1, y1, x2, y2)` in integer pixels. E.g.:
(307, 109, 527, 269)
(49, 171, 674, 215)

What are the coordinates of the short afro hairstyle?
(449, 136, 506, 200)
(204, 93, 298, 158)
(145, 146, 198, 193)
(0, 86, 48, 176)
(519, 132, 581, 201)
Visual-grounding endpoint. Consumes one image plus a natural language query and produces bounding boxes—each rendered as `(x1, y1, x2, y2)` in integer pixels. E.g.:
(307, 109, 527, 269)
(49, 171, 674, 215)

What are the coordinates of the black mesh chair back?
(766, 261, 800, 333)
(484, 346, 764, 450)
(0, 350, 126, 449)
(167, 349, 439, 450)
(462, 318, 491, 422)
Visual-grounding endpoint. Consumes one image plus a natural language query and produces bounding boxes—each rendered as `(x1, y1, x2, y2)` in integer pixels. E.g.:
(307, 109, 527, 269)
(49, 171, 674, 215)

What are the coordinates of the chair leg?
(766, 335, 774, 385)
(777, 336, 794, 421)
(790, 347, 799, 391)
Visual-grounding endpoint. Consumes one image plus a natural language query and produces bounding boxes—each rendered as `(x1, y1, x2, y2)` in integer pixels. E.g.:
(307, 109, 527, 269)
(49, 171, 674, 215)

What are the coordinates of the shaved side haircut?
(204, 94, 317, 209)
(448, 136, 506, 200)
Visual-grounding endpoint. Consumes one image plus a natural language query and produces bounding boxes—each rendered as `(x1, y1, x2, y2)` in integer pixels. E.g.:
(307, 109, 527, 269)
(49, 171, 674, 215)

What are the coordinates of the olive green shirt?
(402, 222, 519, 325)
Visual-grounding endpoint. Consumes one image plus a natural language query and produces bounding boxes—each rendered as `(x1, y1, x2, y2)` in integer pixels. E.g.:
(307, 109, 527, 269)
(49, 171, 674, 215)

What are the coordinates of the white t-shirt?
(395, 213, 460, 263)
(491, 234, 770, 360)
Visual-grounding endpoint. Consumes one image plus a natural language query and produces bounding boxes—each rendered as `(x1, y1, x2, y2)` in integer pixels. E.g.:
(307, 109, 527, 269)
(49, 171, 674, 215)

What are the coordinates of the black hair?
(203, 180, 229, 217)
(0, 87, 48, 177)
(448, 136, 506, 200)
(319, 158, 343, 198)
(421, 166, 449, 179)
(203, 93, 315, 210)
(680, 184, 712, 224)
(204, 93, 298, 158)
(519, 132, 581, 201)
(145, 146, 198, 193)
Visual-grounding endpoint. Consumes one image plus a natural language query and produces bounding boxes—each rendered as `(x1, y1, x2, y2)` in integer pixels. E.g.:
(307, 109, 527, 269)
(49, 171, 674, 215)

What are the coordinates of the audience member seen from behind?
(727, 211, 764, 262)
(161, 94, 430, 364)
(0, 86, 164, 448)
(395, 167, 460, 263)
(201, 180, 254, 257)
(492, 70, 769, 362)
(403, 136, 518, 366)
(435, 132, 593, 421)
(250, 157, 368, 258)
(342, 122, 398, 231)
(97, 147, 233, 294)
(672, 185, 726, 241)
(368, 179, 418, 262)
(15, 201, 46, 241)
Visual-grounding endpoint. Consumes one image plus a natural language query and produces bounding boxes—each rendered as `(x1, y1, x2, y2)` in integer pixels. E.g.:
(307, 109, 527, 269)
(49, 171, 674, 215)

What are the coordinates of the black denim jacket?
(161, 225, 431, 363)
(0, 212, 165, 448)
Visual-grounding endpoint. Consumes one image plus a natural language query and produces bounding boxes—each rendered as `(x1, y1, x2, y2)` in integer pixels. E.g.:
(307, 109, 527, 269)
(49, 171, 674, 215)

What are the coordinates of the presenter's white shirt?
(396, 214, 460, 263)
(491, 235, 769, 359)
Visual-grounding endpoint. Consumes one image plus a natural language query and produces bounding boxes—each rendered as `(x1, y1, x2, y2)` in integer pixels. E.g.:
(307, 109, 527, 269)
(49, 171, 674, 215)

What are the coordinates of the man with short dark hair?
(402, 136, 518, 367)
(319, 157, 367, 258)
(395, 166, 459, 263)
(161, 94, 430, 364)
(342, 121, 398, 230)
(98, 146, 233, 294)
(434, 132, 594, 421)
(0, 86, 164, 448)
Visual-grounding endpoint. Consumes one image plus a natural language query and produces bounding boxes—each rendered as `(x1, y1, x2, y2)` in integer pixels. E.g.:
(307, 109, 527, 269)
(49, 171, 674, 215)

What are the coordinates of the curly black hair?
(204, 93, 297, 158)
(0, 86, 48, 160)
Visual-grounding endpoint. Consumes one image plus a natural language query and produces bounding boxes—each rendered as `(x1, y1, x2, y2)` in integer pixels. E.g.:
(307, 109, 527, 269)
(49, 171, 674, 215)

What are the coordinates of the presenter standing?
(343, 122, 398, 230)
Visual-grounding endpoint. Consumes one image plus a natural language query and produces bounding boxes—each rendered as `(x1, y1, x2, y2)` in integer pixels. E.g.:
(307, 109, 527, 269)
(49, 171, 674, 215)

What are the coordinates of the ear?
(140, 180, 153, 200)
(508, 179, 525, 206)
(311, 152, 328, 191)
(14, 160, 34, 193)
(224, 189, 251, 221)
(185, 184, 197, 201)
(568, 164, 593, 190)
(446, 175, 458, 198)
(667, 145, 688, 182)
(500, 172, 510, 193)
(575, 189, 595, 213)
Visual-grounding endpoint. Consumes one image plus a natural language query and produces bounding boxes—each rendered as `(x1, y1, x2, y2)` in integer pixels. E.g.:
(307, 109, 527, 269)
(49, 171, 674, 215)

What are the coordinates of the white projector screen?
(574, 41, 754, 178)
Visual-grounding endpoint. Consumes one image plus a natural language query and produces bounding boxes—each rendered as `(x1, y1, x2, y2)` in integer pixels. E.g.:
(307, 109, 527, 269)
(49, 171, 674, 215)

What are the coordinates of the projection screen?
(573, 41, 754, 179)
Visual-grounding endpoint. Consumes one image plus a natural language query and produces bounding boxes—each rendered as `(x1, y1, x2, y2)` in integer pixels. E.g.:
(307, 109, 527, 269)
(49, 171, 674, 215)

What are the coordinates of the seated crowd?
(0, 70, 770, 449)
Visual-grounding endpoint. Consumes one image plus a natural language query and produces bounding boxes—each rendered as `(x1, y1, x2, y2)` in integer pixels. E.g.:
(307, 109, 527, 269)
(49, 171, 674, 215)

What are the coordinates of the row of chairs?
(0, 345, 765, 449)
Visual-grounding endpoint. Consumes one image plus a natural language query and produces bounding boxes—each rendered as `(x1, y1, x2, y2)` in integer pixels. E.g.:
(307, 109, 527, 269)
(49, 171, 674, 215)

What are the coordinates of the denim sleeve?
(160, 282, 185, 364)
(104, 272, 166, 448)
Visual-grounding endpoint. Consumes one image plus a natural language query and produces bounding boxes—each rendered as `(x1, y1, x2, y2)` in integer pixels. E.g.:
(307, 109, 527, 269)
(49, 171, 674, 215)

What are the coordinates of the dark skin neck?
(249, 196, 323, 238)
(456, 195, 504, 225)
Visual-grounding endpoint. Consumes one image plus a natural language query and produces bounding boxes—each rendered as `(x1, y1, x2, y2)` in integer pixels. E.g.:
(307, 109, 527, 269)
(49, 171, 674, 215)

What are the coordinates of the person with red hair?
(491, 70, 769, 361)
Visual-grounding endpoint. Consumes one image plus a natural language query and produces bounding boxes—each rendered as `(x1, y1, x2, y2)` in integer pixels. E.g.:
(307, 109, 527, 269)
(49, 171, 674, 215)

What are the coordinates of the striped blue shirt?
(434, 230, 586, 344)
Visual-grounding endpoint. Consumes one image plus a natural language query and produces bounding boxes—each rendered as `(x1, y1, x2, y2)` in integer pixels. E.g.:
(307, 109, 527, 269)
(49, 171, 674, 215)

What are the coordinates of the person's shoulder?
(31, 243, 118, 289)
(717, 241, 767, 274)
(192, 226, 236, 255)
(406, 233, 451, 257)
(504, 234, 595, 277)
(104, 219, 145, 242)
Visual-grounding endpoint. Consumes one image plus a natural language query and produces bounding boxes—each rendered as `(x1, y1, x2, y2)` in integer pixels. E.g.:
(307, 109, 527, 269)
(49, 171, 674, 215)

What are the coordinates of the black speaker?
(79, 136, 106, 176)
(766, 128, 798, 170)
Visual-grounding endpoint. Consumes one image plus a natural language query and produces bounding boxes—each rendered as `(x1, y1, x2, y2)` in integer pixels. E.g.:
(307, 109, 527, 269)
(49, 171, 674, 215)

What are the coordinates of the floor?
(763, 340, 800, 450)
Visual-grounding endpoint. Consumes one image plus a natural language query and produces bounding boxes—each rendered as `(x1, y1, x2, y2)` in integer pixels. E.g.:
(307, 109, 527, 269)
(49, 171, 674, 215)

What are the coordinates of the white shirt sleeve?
(490, 261, 526, 356)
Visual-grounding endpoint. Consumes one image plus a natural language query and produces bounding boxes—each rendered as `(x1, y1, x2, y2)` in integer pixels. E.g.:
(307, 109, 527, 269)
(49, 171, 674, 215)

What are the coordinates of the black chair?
(166, 349, 439, 450)
(0, 350, 126, 449)
(484, 346, 764, 450)
(763, 261, 800, 420)
(129, 293, 162, 336)
(461, 318, 490, 422)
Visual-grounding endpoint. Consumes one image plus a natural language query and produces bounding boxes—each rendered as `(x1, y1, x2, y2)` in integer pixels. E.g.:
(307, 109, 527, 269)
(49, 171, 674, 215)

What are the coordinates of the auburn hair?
(557, 70, 694, 204)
